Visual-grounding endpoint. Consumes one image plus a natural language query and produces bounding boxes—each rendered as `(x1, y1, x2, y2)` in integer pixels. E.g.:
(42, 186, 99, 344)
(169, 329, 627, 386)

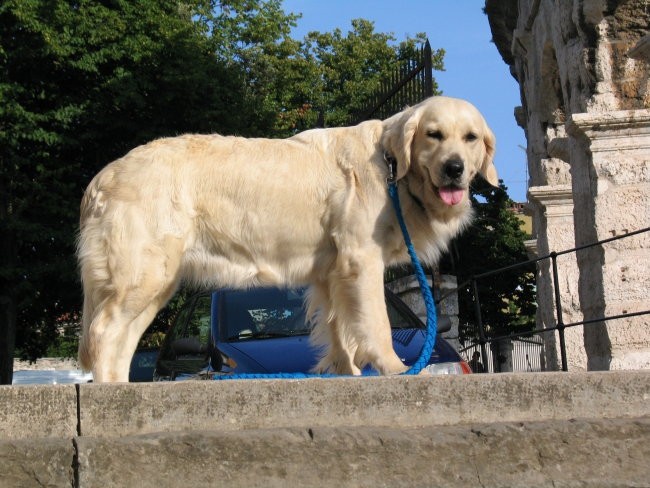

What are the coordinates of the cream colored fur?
(77, 96, 497, 382)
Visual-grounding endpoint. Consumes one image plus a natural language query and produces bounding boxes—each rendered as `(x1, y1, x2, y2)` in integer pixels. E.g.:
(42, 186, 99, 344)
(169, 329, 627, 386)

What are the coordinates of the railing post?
(423, 40, 433, 97)
(471, 277, 489, 372)
(551, 252, 568, 371)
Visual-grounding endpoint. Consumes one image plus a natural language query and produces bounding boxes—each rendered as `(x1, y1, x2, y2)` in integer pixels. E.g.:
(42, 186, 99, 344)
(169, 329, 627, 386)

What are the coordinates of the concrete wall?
(2, 372, 649, 487)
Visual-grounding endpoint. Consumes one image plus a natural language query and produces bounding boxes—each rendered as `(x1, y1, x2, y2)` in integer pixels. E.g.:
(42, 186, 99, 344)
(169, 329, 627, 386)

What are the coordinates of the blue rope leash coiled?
(216, 175, 437, 380)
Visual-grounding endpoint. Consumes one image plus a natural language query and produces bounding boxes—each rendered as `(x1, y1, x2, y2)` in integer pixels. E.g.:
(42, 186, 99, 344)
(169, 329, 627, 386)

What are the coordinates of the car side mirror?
(209, 348, 223, 372)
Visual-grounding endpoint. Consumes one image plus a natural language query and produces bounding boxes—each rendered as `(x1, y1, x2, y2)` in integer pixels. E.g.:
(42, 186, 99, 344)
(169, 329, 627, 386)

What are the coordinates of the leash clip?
(384, 151, 397, 184)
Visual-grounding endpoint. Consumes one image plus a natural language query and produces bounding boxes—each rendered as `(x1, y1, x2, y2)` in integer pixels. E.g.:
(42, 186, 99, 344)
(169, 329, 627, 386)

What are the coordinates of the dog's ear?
(480, 125, 499, 186)
(381, 108, 419, 180)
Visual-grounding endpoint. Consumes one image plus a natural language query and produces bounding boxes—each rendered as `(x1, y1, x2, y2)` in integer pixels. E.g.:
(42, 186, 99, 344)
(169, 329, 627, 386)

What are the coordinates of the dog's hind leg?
(79, 234, 184, 382)
(90, 299, 170, 383)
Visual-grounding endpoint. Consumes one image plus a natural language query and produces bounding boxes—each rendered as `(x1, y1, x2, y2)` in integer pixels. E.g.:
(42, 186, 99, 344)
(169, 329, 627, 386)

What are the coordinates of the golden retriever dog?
(77, 96, 497, 382)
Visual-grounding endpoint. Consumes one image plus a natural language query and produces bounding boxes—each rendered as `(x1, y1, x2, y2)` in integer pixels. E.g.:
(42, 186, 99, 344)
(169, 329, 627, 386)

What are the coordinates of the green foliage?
(270, 21, 443, 132)
(1, 0, 254, 361)
(43, 313, 80, 359)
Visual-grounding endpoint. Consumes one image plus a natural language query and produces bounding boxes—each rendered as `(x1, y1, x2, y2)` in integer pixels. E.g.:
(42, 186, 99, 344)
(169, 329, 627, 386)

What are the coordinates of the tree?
(262, 20, 443, 133)
(442, 179, 536, 343)
(0, 0, 293, 382)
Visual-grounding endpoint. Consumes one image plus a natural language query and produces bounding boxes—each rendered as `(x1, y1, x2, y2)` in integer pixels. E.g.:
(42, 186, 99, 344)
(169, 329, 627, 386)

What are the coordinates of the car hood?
(221, 335, 319, 373)
(392, 329, 461, 365)
(219, 329, 461, 374)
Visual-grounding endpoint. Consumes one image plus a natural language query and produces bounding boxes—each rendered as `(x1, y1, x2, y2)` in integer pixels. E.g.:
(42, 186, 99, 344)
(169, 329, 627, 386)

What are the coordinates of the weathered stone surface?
(0, 438, 74, 488)
(78, 372, 650, 438)
(528, 185, 585, 371)
(0, 384, 78, 440)
(568, 109, 650, 370)
(486, 0, 650, 372)
(1, 373, 649, 486)
(75, 417, 650, 488)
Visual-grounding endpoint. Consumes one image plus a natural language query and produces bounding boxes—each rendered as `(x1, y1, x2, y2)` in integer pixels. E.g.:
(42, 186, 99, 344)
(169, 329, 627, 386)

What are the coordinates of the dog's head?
(381, 96, 497, 208)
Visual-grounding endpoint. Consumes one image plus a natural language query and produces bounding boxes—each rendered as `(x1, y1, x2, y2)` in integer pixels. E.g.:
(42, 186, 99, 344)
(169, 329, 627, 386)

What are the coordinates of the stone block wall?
(2, 373, 650, 486)
(485, 0, 649, 370)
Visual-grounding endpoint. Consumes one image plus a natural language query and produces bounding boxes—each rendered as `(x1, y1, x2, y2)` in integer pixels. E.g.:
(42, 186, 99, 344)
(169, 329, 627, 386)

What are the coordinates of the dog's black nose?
(444, 159, 464, 179)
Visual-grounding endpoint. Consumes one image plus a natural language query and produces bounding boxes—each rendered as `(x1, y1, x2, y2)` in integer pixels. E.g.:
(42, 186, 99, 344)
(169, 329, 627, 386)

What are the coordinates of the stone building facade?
(485, 0, 649, 370)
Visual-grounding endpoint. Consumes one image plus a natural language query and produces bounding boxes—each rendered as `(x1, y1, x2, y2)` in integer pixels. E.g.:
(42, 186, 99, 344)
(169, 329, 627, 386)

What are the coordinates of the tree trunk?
(0, 295, 16, 384)
(0, 181, 17, 384)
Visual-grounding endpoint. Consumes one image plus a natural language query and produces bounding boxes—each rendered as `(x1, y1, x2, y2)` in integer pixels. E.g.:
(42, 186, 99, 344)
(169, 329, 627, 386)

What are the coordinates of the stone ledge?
(567, 109, 650, 153)
(3, 372, 649, 442)
(0, 438, 74, 487)
(78, 371, 650, 438)
(75, 417, 650, 488)
(2, 372, 649, 487)
(0, 384, 78, 440)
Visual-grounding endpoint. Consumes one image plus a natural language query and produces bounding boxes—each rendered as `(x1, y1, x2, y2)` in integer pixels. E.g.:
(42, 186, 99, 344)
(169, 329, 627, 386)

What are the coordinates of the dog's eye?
(465, 132, 478, 142)
(427, 130, 444, 140)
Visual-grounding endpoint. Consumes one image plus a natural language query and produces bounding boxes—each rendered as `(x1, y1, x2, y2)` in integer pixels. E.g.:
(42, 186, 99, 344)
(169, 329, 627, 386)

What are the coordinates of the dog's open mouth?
(437, 186, 465, 206)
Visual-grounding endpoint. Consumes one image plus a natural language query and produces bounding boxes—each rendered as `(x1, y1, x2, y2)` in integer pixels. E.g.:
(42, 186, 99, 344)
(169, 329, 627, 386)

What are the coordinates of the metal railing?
(449, 227, 650, 372)
(352, 40, 434, 124)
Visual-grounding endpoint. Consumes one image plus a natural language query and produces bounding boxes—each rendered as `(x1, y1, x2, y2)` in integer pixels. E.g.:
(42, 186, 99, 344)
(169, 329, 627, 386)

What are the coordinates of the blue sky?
(281, 0, 528, 202)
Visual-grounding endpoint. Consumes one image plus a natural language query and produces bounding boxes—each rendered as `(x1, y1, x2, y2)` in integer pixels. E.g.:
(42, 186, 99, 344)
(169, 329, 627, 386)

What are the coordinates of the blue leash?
(385, 156, 438, 376)
(216, 160, 437, 380)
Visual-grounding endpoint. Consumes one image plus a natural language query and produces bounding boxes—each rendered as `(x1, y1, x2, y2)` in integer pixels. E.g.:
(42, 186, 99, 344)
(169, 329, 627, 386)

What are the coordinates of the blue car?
(153, 286, 470, 381)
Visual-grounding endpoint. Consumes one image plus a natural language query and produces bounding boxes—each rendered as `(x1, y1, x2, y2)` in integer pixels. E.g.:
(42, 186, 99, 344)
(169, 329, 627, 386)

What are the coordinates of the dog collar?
(383, 151, 425, 212)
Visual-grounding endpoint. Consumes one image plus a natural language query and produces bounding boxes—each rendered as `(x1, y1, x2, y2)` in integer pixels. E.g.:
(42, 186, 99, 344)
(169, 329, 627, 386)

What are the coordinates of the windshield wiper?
(228, 330, 309, 341)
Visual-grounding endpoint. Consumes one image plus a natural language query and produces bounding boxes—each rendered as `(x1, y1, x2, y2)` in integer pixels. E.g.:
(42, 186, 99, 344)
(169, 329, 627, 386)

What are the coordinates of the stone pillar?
(435, 274, 460, 351)
(528, 184, 586, 371)
(567, 109, 650, 370)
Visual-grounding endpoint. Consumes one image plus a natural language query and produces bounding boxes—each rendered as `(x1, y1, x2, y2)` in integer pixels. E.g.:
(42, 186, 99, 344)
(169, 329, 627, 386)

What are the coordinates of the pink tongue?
(439, 187, 464, 206)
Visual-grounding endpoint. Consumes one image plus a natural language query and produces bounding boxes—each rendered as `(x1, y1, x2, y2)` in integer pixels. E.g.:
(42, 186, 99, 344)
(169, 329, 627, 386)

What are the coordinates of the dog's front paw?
(313, 356, 361, 376)
(388, 364, 409, 375)
(376, 359, 408, 376)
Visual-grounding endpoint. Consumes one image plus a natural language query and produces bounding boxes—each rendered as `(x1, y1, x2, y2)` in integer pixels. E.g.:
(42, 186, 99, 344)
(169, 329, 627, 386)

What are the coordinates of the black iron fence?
(450, 227, 650, 373)
(352, 40, 434, 124)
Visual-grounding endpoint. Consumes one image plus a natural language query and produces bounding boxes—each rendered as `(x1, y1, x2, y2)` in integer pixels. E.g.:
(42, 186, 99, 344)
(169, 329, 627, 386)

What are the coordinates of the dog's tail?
(78, 288, 95, 372)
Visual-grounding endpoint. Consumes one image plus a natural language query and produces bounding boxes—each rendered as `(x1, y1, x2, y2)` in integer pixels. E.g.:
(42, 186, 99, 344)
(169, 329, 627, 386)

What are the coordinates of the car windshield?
(221, 288, 311, 341)
(220, 287, 424, 342)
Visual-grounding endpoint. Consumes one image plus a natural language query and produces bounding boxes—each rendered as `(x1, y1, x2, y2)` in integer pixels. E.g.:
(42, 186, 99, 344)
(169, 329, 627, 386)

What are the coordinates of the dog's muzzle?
(438, 159, 466, 206)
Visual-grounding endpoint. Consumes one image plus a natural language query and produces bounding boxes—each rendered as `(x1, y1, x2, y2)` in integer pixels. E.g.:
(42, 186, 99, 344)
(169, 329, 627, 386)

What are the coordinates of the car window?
(156, 294, 212, 379)
(221, 288, 310, 341)
(185, 295, 212, 346)
(161, 295, 211, 352)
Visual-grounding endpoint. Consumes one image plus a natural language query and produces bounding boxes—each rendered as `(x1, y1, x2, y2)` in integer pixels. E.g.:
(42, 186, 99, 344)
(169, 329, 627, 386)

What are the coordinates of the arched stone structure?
(485, 0, 649, 370)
